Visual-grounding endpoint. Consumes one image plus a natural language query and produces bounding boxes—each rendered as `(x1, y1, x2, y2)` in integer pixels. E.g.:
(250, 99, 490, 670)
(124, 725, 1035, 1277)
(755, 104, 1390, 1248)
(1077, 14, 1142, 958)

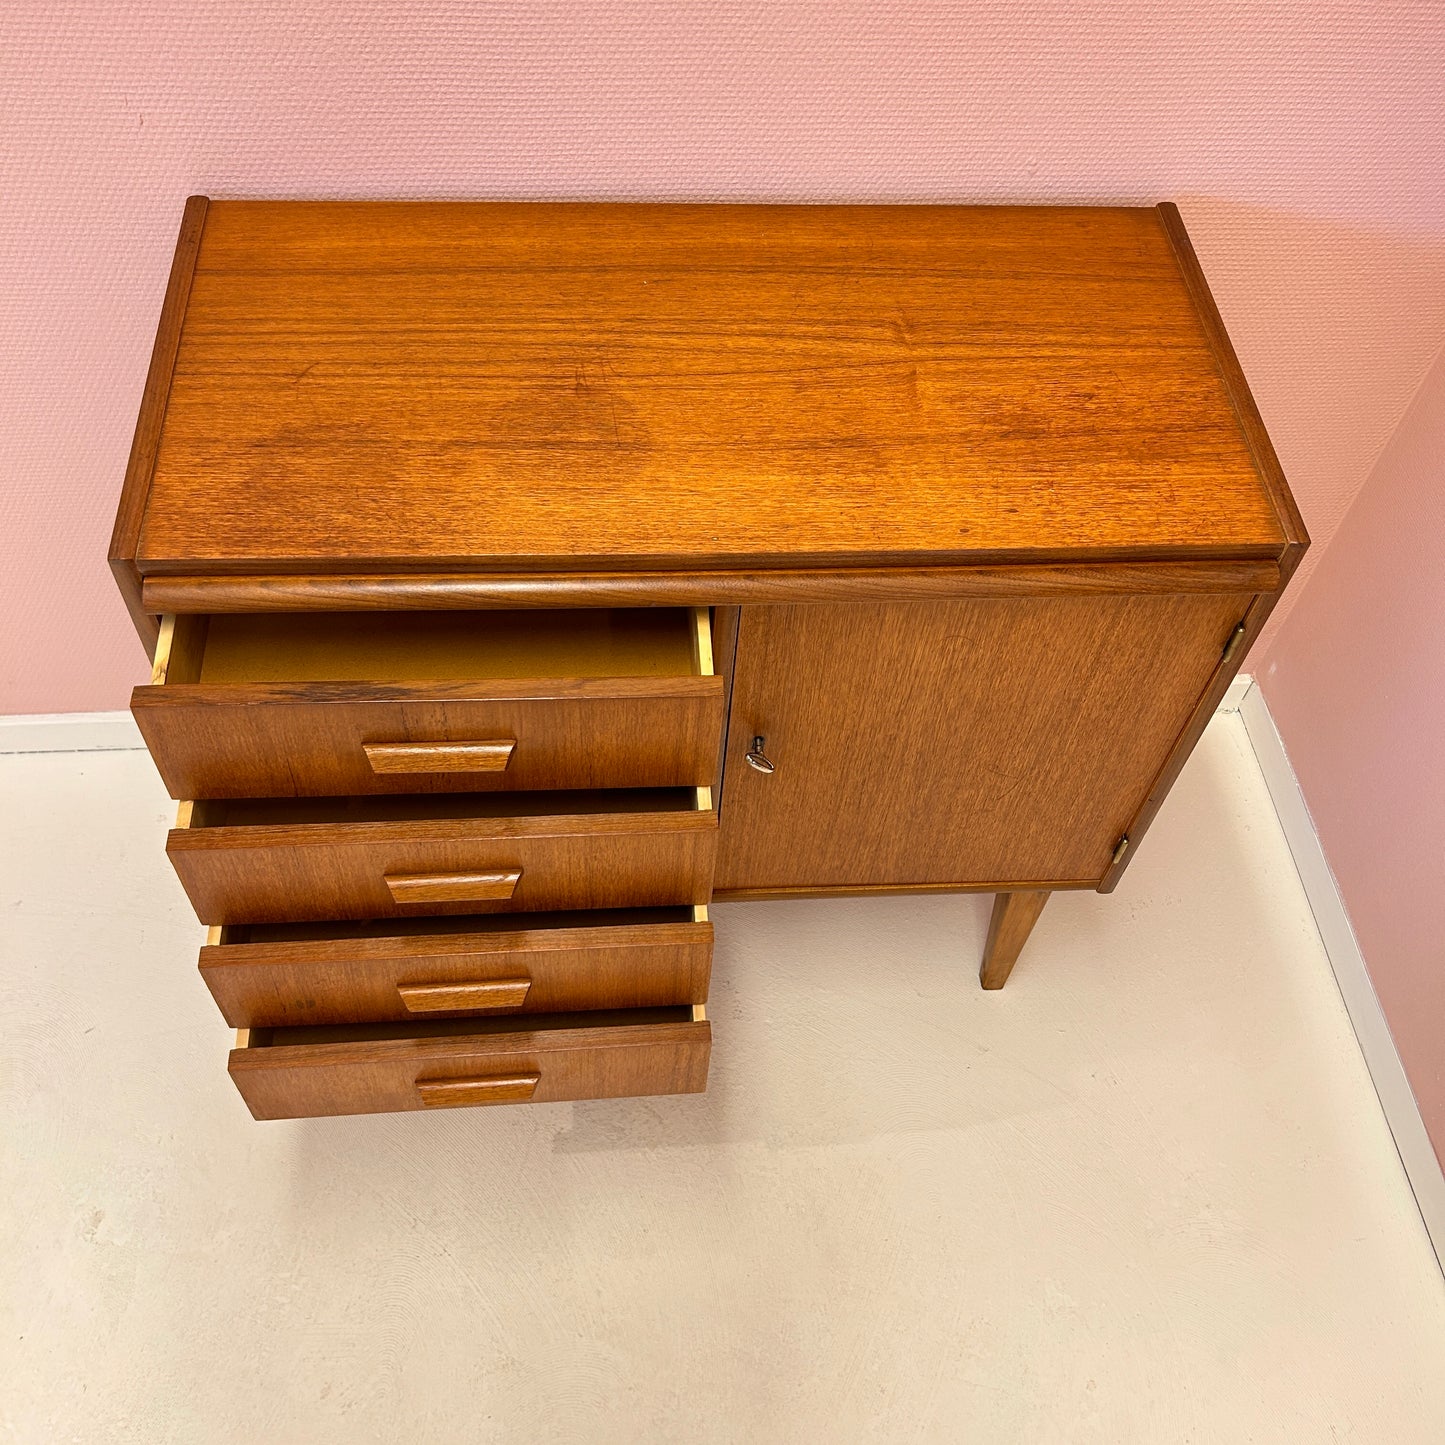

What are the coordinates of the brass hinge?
(1110, 835, 1130, 866)
(1221, 620, 1248, 665)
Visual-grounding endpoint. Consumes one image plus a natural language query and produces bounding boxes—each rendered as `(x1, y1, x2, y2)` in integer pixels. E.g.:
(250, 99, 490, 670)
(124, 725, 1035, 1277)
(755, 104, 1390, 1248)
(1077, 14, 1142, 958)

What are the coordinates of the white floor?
(3, 715, 1443, 1443)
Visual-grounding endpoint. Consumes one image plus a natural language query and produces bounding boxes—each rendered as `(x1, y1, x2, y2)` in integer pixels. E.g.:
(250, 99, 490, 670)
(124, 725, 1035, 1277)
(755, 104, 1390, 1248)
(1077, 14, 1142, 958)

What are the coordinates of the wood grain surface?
(1156, 203, 1309, 568)
(140, 559, 1282, 611)
(715, 594, 1251, 890)
(979, 891, 1052, 990)
(108, 194, 207, 652)
(134, 677, 724, 798)
(229, 1011, 711, 1119)
(128, 202, 1289, 577)
(1092, 205, 1310, 890)
(361, 740, 516, 773)
(712, 880, 1096, 901)
(416, 1073, 540, 1108)
(383, 868, 523, 904)
(169, 792, 717, 924)
(1098, 585, 1277, 892)
(711, 605, 742, 795)
(399, 980, 534, 1013)
(200, 912, 713, 1026)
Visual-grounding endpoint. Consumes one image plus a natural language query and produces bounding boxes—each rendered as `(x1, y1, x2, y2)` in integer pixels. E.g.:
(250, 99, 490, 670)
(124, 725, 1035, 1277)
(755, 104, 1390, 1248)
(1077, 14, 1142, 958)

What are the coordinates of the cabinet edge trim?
(142, 559, 1282, 612)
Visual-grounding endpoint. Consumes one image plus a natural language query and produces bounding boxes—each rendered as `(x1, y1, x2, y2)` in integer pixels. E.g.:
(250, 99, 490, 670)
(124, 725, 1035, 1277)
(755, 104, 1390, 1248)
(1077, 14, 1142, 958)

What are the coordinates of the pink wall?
(1260, 344, 1445, 1165)
(4, 2, 1445, 713)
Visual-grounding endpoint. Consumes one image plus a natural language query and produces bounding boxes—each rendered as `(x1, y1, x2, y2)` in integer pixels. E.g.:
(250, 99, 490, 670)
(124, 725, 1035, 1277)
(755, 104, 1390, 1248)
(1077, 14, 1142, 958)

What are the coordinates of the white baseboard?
(1217, 672, 1255, 712)
(1238, 679, 1445, 1271)
(0, 710, 143, 753)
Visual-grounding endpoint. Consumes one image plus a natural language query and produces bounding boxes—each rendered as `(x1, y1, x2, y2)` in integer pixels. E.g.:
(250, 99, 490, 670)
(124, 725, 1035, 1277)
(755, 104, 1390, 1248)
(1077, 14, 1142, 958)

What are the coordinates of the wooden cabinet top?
(114, 199, 1303, 591)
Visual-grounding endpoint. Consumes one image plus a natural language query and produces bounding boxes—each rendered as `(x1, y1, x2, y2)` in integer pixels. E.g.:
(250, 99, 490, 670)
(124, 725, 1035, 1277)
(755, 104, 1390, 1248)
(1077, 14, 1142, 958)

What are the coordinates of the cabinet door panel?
(716, 594, 1249, 891)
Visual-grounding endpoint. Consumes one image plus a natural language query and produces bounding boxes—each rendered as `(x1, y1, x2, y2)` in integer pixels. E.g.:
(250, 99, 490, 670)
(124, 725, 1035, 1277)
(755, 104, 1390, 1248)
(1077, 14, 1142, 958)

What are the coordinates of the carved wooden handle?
(416, 1073, 540, 1108)
(384, 868, 522, 904)
(398, 978, 532, 1012)
(363, 740, 516, 774)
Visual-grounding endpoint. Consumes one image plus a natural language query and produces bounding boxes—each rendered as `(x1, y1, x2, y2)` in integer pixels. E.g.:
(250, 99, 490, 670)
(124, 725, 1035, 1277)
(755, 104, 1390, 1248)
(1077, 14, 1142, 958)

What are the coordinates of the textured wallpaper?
(4, 0, 1444, 711)
(1262, 342, 1445, 1159)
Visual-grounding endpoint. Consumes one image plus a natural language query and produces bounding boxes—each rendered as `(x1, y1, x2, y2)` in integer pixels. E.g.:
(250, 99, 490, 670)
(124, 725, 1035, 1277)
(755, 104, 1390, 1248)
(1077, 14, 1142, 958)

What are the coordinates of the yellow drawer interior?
(156, 607, 711, 685)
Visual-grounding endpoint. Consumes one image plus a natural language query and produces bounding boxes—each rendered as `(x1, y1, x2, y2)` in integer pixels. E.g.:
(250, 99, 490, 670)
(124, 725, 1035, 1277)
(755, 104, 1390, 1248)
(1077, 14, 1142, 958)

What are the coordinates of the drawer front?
(134, 679, 724, 797)
(132, 609, 721, 798)
(229, 1014, 711, 1119)
(168, 803, 717, 924)
(201, 913, 714, 1026)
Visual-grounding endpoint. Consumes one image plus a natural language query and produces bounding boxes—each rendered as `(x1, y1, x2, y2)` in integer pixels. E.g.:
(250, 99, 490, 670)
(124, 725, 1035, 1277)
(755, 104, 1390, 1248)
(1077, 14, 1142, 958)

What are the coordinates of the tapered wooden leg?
(979, 891, 1051, 990)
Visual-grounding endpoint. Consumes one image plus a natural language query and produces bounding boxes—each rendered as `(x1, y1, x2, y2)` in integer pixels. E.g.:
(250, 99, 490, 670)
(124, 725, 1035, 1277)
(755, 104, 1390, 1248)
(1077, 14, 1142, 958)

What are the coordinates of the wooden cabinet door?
(715, 594, 1249, 892)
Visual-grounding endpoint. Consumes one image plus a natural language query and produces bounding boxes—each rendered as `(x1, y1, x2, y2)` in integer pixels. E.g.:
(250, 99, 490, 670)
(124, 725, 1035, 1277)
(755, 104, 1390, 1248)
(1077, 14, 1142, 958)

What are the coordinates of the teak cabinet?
(110, 200, 1305, 1120)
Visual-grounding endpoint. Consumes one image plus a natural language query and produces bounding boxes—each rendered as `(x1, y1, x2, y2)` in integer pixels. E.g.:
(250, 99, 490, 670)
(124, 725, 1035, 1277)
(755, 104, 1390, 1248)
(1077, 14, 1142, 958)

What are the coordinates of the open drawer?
(229, 1005, 711, 1119)
(201, 906, 713, 1027)
(132, 607, 722, 797)
(168, 788, 717, 925)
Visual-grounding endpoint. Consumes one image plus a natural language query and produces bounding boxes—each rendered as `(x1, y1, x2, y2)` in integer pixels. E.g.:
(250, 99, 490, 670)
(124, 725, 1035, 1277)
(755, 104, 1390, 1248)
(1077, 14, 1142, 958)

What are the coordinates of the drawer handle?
(384, 868, 522, 904)
(363, 740, 516, 774)
(398, 978, 532, 1012)
(417, 1073, 540, 1108)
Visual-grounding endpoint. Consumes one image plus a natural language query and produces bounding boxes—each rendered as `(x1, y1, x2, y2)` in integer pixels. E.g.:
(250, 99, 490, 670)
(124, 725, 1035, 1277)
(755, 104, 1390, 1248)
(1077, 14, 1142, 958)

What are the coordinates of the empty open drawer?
(132, 607, 722, 797)
(168, 788, 717, 924)
(229, 1006, 711, 1119)
(201, 906, 713, 1026)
